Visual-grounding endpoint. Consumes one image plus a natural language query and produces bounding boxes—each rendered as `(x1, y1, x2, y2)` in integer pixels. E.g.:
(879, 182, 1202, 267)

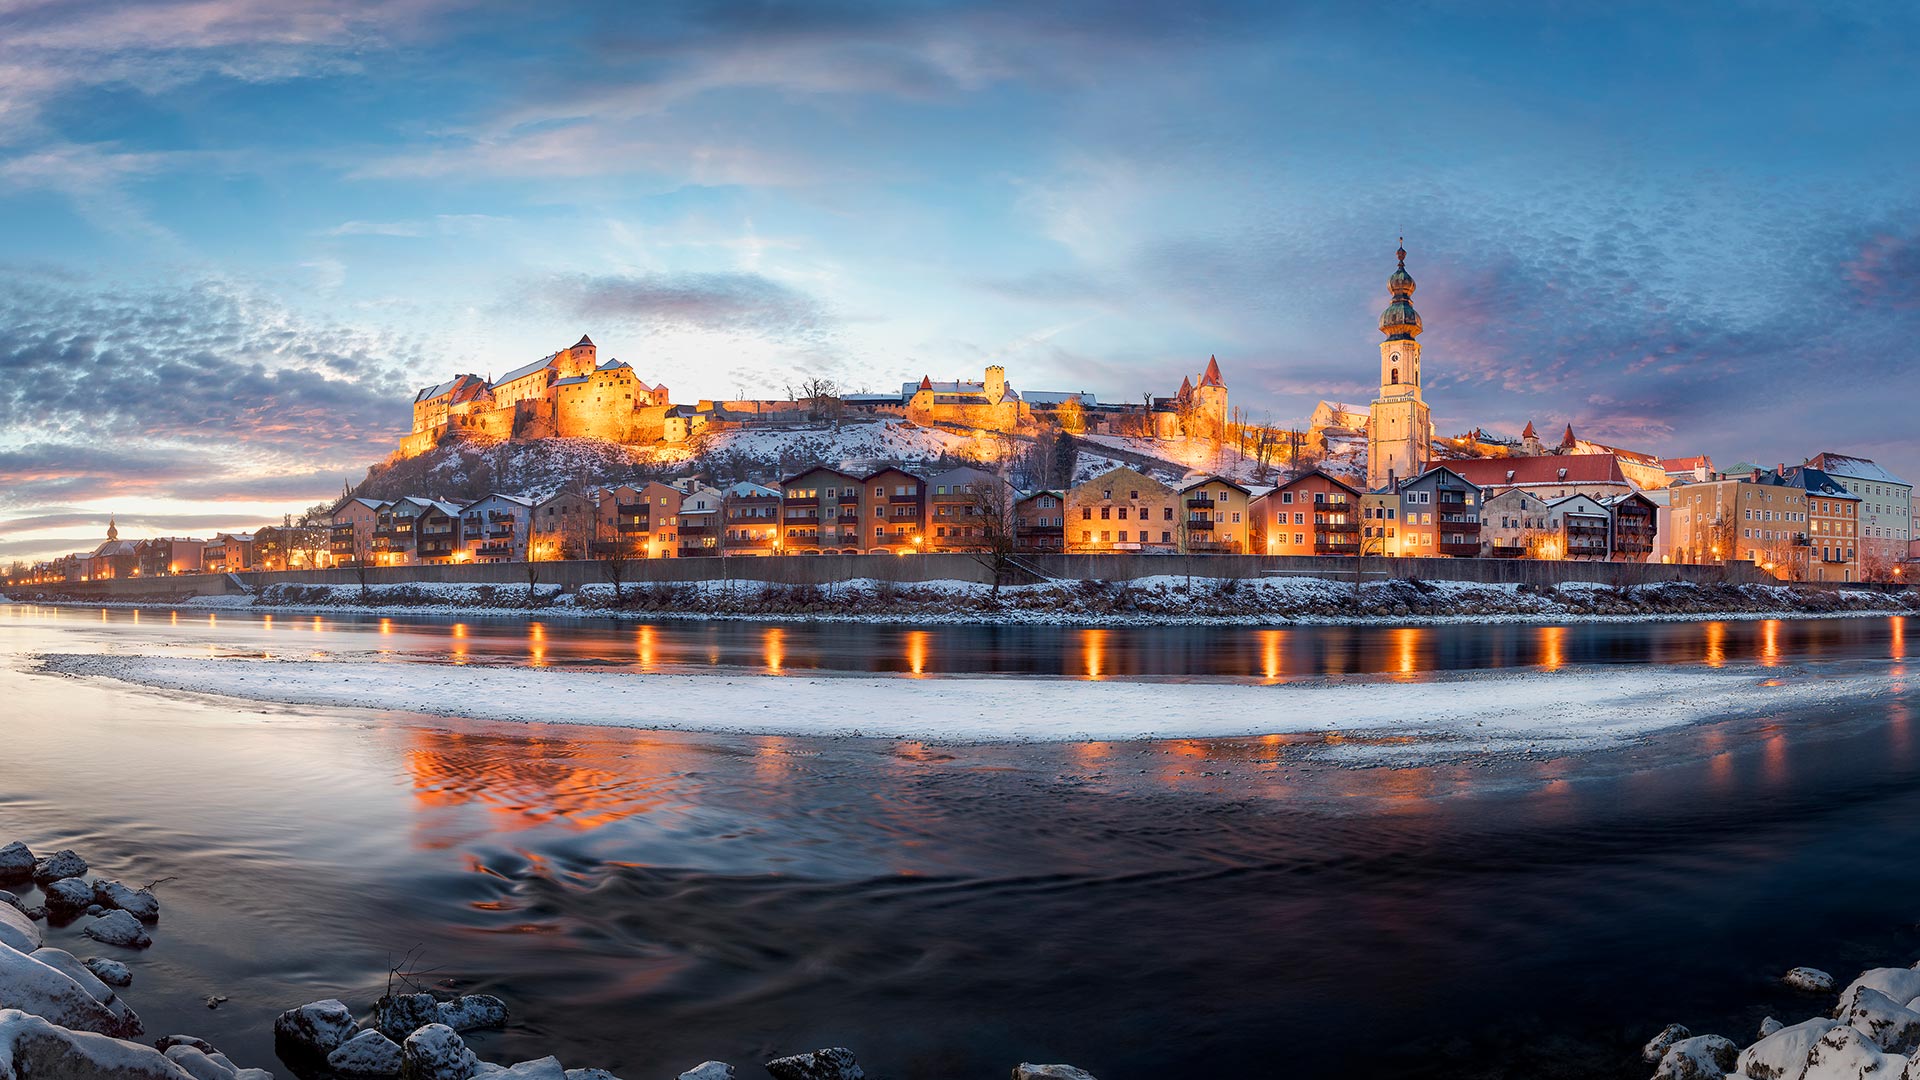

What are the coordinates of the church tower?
(1367, 241, 1433, 490)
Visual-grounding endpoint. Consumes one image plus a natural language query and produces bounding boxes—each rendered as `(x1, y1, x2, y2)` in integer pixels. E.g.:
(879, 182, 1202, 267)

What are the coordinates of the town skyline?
(3, 2, 1918, 563)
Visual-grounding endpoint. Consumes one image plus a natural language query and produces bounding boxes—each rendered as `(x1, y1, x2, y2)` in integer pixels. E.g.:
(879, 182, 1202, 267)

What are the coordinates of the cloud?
(536, 271, 833, 342)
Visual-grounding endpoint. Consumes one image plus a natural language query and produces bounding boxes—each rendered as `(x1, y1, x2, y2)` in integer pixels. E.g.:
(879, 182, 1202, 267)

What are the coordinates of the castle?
(901, 357, 1227, 438)
(399, 336, 672, 457)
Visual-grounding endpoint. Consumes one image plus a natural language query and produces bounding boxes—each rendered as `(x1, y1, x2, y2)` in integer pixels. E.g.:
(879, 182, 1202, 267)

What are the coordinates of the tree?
(596, 536, 640, 606)
(787, 377, 844, 428)
(962, 473, 1020, 597)
(1055, 397, 1087, 436)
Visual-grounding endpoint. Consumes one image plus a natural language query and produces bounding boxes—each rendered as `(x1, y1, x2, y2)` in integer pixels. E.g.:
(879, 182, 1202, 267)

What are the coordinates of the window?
(1161, 531, 1172, 543)
(1232, 512, 1242, 523)
(1081, 507, 1092, 520)
(1100, 507, 1111, 520)
(1294, 533, 1304, 545)
(1163, 507, 1174, 521)
(1100, 531, 1110, 542)
(1293, 512, 1304, 525)
(1117, 507, 1129, 520)
(1130, 490, 1140, 500)
(1282, 492, 1294, 504)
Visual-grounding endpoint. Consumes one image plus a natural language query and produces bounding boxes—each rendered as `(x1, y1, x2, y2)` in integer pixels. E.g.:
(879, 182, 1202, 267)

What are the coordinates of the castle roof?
(1561, 423, 1577, 445)
(575, 334, 594, 348)
(1443, 454, 1630, 488)
(1521, 421, 1537, 439)
(1199, 355, 1224, 388)
(1178, 375, 1193, 394)
(919, 375, 933, 391)
(494, 353, 560, 387)
(1662, 455, 1714, 473)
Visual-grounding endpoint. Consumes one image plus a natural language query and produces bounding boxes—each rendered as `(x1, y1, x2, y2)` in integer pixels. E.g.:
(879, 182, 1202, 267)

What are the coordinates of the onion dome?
(1379, 239, 1422, 341)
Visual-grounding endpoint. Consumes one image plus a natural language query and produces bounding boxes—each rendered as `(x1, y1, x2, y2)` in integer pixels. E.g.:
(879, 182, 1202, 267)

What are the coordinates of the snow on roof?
(725, 482, 781, 498)
(1809, 452, 1910, 486)
(1021, 390, 1097, 406)
(494, 353, 559, 386)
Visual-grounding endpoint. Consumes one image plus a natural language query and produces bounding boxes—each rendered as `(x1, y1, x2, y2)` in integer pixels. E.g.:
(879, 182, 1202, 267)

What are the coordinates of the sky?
(2, 0, 1917, 563)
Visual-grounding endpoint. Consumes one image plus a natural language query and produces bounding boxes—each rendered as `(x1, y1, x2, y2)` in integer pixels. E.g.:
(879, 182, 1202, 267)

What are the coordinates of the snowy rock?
(84, 909, 153, 948)
(374, 992, 442, 1040)
(30, 946, 117, 1004)
(0, 1008, 192, 1079)
(473, 1057, 564, 1079)
(44, 876, 94, 912)
(1739, 1017, 1841, 1080)
(0, 843, 34, 879)
(400, 1023, 478, 1080)
(678, 1064, 735, 1080)
(436, 994, 508, 1032)
(328, 1029, 405, 1076)
(156, 1035, 222, 1056)
(1013, 1066, 1099, 1080)
(566, 1071, 627, 1080)
(164, 1044, 242, 1080)
(1759, 1016, 1785, 1039)
(1843, 987, 1920, 1053)
(31, 849, 86, 883)
(273, 998, 360, 1059)
(764, 1047, 864, 1080)
(1653, 1035, 1737, 1080)
(94, 880, 161, 922)
(0, 901, 41, 953)
(0, 890, 23, 913)
(1786, 967, 1837, 993)
(85, 958, 132, 987)
(1801, 1023, 1903, 1079)
(0, 939, 143, 1037)
(1643, 1023, 1692, 1063)
(1839, 970, 1920, 1016)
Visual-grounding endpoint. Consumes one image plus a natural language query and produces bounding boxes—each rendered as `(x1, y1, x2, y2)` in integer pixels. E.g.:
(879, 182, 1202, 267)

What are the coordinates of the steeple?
(1562, 422, 1577, 448)
(1379, 238, 1422, 341)
(106, 516, 118, 542)
(1521, 421, 1537, 440)
(1199, 355, 1224, 388)
(574, 334, 594, 348)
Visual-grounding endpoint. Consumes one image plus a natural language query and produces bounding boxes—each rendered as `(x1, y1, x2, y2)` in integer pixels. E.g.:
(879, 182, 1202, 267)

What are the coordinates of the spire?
(106, 516, 118, 542)
(1562, 422, 1576, 447)
(1179, 374, 1193, 395)
(574, 334, 594, 348)
(1397, 236, 1407, 268)
(1521, 421, 1537, 440)
(1200, 355, 1224, 388)
(1379, 240, 1422, 340)
(918, 374, 932, 391)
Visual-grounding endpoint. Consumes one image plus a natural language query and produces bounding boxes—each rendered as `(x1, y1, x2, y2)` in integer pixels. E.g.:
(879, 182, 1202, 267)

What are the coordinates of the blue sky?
(2, 0, 1916, 560)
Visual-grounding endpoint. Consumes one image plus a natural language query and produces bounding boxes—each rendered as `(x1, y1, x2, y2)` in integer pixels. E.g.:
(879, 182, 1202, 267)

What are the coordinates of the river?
(1, 605, 1914, 1079)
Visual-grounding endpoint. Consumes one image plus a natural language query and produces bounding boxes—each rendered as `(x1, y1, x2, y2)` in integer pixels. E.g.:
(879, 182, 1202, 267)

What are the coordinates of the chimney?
(1750, 468, 1762, 483)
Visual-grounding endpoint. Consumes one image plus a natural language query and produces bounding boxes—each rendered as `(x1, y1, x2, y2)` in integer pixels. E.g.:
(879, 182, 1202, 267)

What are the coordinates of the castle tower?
(1367, 241, 1433, 490)
(984, 364, 1007, 405)
(1192, 355, 1228, 438)
(558, 334, 597, 378)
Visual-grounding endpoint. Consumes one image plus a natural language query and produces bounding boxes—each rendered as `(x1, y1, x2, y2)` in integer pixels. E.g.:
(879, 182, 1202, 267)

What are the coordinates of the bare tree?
(1055, 397, 1087, 436)
(962, 473, 1020, 597)
(596, 536, 640, 606)
(786, 377, 844, 429)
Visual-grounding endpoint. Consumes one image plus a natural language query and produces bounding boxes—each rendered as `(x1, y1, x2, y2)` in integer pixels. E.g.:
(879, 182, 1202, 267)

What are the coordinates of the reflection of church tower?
(1367, 241, 1434, 490)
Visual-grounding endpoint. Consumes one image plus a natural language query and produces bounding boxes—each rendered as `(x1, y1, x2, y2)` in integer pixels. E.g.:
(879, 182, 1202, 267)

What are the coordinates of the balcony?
(889, 493, 923, 504)
(1185, 497, 1215, 509)
(477, 542, 513, 556)
(1313, 539, 1360, 554)
(1184, 518, 1214, 531)
(1438, 542, 1481, 558)
(487, 526, 515, 538)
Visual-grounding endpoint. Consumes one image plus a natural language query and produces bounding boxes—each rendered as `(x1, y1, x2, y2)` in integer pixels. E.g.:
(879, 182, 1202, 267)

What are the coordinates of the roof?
(553, 376, 588, 386)
(1549, 493, 1611, 514)
(596, 358, 629, 372)
(574, 334, 594, 348)
(1021, 390, 1097, 407)
(1807, 452, 1911, 486)
(1274, 469, 1365, 498)
(1441, 454, 1630, 488)
(1662, 455, 1713, 472)
(461, 493, 534, 510)
(1781, 466, 1861, 499)
(414, 373, 488, 404)
(1175, 474, 1250, 494)
(1521, 421, 1537, 439)
(494, 353, 559, 387)
(724, 482, 780, 498)
(1198, 355, 1224, 388)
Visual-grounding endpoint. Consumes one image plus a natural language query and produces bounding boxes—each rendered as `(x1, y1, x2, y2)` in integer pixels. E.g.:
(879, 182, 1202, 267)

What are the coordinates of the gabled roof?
(1198, 355, 1224, 388)
(414, 373, 489, 404)
(596, 358, 630, 372)
(460, 493, 534, 512)
(1176, 473, 1250, 494)
(1274, 468, 1364, 498)
(1549, 493, 1611, 514)
(553, 375, 589, 386)
(780, 466, 864, 486)
(724, 482, 781, 498)
(1442, 454, 1629, 488)
(1560, 423, 1576, 445)
(1178, 374, 1193, 394)
(1807, 452, 1910, 486)
(1781, 466, 1860, 499)
(494, 353, 560, 387)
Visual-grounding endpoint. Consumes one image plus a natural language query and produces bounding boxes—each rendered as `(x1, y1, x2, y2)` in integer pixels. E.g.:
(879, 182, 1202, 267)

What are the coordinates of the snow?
(35, 651, 1898, 751)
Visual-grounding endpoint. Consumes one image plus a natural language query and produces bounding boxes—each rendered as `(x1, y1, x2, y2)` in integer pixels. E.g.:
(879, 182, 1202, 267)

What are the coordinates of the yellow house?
(1668, 470, 1810, 579)
(1174, 475, 1252, 553)
(1067, 467, 1179, 552)
(1359, 489, 1403, 556)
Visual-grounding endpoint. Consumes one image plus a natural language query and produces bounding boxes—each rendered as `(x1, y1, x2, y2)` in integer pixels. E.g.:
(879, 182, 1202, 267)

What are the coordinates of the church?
(1310, 243, 1438, 490)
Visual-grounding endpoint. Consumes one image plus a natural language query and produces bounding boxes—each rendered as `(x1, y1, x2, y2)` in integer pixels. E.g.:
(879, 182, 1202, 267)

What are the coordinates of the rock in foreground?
(764, 1047, 864, 1080)
(94, 880, 162, 922)
(678, 1064, 735, 1080)
(31, 849, 87, 884)
(1783, 966, 1835, 993)
(0, 902, 41, 954)
(401, 1023, 477, 1080)
(83, 909, 153, 949)
(1013, 1066, 1099, 1080)
(1651, 1034, 1736, 1080)
(328, 1028, 405, 1077)
(0, 1008, 191, 1080)
(436, 994, 508, 1032)
(0, 941, 143, 1037)
(274, 998, 359, 1059)
(84, 957, 133, 987)
(0, 843, 33, 880)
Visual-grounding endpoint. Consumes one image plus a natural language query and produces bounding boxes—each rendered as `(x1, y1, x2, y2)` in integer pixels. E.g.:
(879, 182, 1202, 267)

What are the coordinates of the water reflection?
(905, 631, 928, 678)
(1538, 625, 1566, 672)
(1705, 621, 1727, 668)
(763, 627, 785, 673)
(1081, 629, 1109, 680)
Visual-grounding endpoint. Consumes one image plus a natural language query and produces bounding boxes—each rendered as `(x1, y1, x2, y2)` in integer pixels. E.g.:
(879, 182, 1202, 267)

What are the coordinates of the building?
(329, 497, 386, 567)
(1804, 453, 1912, 580)
(779, 468, 867, 554)
(1667, 470, 1809, 578)
(1252, 471, 1362, 556)
(134, 537, 205, 577)
(80, 519, 140, 580)
(864, 467, 930, 553)
(1479, 488, 1554, 558)
(1662, 456, 1716, 484)
(1601, 492, 1659, 563)
(598, 482, 682, 559)
(927, 466, 1004, 552)
(1359, 489, 1404, 556)
(372, 498, 439, 566)
(414, 501, 465, 564)
(1174, 475, 1252, 554)
(1367, 242, 1434, 490)
(1545, 494, 1614, 561)
(202, 532, 255, 573)
(530, 490, 598, 561)
(721, 482, 782, 556)
(1395, 466, 1481, 557)
(1441, 454, 1636, 503)
(676, 485, 726, 558)
(1066, 467, 1179, 553)
(1781, 466, 1860, 582)
(1013, 491, 1066, 553)
(399, 335, 672, 457)
(460, 494, 533, 564)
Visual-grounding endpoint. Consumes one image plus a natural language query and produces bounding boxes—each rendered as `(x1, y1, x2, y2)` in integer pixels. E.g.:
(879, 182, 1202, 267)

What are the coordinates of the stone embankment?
(0, 839, 1099, 1080)
(1643, 960, 1920, 1080)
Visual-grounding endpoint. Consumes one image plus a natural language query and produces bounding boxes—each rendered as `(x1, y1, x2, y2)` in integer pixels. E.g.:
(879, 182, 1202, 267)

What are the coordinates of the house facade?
(1066, 467, 1179, 553)
(1253, 471, 1362, 556)
(1397, 467, 1482, 557)
(460, 494, 533, 564)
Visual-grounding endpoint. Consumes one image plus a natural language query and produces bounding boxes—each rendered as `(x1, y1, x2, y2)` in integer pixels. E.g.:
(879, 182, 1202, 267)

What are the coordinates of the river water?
(1, 606, 1915, 1079)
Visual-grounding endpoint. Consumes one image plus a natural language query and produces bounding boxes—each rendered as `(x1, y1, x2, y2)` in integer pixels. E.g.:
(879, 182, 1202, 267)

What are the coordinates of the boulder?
(678, 1065, 735, 1080)
(1786, 967, 1837, 993)
(0, 842, 34, 880)
(1739, 1017, 1841, 1080)
(1653, 1035, 1738, 1080)
(85, 904, 106, 918)
(94, 880, 161, 922)
(0, 1008, 195, 1080)
(328, 1029, 405, 1077)
(0, 901, 41, 954)
(0, 940, 143, 1037)
(0, 890, 24, 913)
(31, 849, 86, 884)
(164, 1044, 242, 1080)
(1838, 970, 1920, 1016)
(29, 946, 117, 1004)
(1642, 1023, 1692, 1063)
(44, 877, 94, 912)
(1759, 1016, 1785, 1039)
(1800, 1023, 1902, 1079)
(400, 1023, 477, 1080)
(436, 995, 508, 1033)
(1842, 986, 1920, 1053)
(1013, 1067, 1099, 1080)
(86, 958, 133, 987)
(566, 1071, 626, 1080)
(374, 992, 442, 1041)
(764, 1048, 864, 1080)
(473, 1058, 564, 1079)
(273, 998, 360, 1059)
(84, 910, 153, 949)
(156, 1035, 222, 1056)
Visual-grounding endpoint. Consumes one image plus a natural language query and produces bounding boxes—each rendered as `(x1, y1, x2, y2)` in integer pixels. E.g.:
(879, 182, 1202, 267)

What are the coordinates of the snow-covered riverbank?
(33, 651, 1903, 754)
(16, 576, 1916, 627)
